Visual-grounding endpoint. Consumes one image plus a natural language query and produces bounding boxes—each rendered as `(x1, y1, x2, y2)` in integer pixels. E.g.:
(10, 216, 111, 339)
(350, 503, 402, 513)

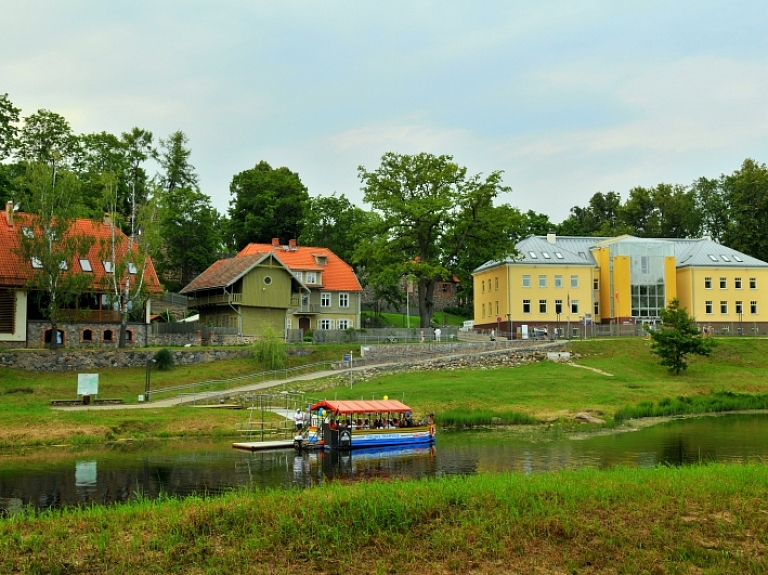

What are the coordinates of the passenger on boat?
(363, 419, 370, 429)
(404, 412, 414, 427)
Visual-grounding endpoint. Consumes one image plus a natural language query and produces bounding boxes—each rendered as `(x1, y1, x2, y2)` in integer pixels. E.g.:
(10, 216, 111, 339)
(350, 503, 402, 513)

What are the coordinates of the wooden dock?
(232, 440, 295, 451)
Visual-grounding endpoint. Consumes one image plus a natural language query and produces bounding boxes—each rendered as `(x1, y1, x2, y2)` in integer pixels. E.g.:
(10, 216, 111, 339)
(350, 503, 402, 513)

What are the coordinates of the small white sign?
(77, 373, 99, 396)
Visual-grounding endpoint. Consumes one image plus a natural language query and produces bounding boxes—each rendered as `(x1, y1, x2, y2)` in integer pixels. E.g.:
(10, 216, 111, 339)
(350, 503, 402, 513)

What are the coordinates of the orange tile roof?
(234, 242, 362, 292)
(0, 209, 161, 293)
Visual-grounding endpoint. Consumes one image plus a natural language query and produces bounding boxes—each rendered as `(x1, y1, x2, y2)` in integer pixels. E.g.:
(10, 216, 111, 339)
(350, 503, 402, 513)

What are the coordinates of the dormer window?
(79, 259, 93, 272)
(314, 255, 328, 266)
(293, 271, 303, 281)
(306, 272, 317, 284)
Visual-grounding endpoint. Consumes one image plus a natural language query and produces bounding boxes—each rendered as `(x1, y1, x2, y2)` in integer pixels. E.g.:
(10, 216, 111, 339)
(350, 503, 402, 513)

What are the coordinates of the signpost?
(77, 373, 99, 405)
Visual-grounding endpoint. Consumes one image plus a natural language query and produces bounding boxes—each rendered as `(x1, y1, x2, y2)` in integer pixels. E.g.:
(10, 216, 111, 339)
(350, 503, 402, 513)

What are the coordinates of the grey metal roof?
(473, 234, 768, 274)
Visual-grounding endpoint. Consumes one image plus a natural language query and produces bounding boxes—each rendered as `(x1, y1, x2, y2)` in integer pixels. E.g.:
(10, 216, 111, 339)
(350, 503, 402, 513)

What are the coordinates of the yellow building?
(473, 233, 768, 337)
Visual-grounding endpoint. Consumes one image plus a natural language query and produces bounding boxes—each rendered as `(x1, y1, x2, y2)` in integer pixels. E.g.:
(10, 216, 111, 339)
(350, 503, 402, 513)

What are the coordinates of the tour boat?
(300, 399, 436, 451)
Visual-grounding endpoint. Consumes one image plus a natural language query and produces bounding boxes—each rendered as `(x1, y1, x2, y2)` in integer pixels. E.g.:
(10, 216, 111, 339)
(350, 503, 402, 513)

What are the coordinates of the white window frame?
(570, 275, 579, 289)
(705, 301, 713, 314)
(538, 275, 547, 288)
(306, 272, 317, 284)
(571, 299, 579, 314)
(522, 299, 531, 314)
(539, 299, 547, 314)
(339, 293, 349, 308)
(337, 319, 350, 330)
(320, 292, 331, 307)
(522, 275, 531, 288)
(319, 319, 332, 329)
(554, 275, 563, 288)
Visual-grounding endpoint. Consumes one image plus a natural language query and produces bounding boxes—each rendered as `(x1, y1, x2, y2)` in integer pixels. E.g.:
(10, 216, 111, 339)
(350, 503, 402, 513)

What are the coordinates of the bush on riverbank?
(439, 408, 539, 427)
(2, 463, 767, 573)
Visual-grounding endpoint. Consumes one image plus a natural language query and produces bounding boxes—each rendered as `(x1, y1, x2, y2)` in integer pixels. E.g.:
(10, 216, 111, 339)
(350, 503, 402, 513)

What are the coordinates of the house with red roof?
(0, 201, 162, 348)
(181, 238, 362, 337)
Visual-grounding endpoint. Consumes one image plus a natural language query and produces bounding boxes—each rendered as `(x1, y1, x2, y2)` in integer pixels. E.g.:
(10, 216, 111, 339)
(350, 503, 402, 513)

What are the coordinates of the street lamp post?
(144, 358, 155, 402)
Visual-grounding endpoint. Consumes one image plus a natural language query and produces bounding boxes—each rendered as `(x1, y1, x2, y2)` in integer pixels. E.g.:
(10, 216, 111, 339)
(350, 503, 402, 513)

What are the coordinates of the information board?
(77, 373, 99, 396)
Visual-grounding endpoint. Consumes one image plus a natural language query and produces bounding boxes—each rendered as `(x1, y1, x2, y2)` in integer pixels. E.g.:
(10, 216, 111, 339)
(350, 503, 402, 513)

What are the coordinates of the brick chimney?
(272, 238, 280, 247)
(288, 239, 297, 248)
(104, 213, 112, 226)
(5, 201, 12, 226)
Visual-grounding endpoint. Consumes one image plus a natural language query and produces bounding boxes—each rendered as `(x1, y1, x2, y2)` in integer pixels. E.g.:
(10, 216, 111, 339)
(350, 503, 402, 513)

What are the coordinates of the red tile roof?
(237, 242, 362, 292)
(0, 209, 161, 293)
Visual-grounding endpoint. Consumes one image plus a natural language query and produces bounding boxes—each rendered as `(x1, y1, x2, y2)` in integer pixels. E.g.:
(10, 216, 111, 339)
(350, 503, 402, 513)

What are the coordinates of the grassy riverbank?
(2, 463, 767, 573)
(1, 338, 767, 447)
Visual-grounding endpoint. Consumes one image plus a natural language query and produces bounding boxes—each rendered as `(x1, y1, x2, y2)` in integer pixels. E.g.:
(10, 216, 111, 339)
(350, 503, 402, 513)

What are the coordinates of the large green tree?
(298, 193, 372, 263)
(228, 161, 309, 249)
(649, 298, 715, 374)
(356, 152, 517, 328)
(722, 159, 768, 263)
(0, 93, 20, 161)
(158, 130, 198, 193)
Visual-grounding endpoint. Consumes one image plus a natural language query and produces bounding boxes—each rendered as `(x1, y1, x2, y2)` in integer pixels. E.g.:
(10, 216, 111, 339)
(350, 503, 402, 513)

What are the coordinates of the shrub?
(253, 324, 288, 370)
(153, 349, 174, 371)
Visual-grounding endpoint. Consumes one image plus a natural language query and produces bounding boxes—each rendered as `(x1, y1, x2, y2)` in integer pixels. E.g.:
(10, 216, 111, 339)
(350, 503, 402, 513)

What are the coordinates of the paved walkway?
(53, 341, 565, 411)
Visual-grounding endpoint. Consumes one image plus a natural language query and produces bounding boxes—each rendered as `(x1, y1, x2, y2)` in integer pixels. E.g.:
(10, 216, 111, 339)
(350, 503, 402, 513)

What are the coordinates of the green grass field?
(1, 337, 767, 446)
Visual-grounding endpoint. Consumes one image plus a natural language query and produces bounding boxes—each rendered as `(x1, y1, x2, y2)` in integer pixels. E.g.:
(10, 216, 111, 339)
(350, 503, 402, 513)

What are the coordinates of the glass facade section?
(609, 239, 673, 318)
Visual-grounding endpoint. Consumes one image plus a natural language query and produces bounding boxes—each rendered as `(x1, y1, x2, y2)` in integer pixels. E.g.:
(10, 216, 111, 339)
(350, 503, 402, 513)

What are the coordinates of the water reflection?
(1, 413, 767, 514)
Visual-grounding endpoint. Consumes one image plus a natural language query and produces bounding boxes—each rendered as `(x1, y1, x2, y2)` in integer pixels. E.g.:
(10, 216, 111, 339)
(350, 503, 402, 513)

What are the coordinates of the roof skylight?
(79, 259, 93, 272)
(708, 254, 718, 262)
(720, 255, 731, 262)
(734, 255, 744, 262)
(529, 251, 537, 259)
(542, 252, 551, 259)
(555, 252, 564, 259)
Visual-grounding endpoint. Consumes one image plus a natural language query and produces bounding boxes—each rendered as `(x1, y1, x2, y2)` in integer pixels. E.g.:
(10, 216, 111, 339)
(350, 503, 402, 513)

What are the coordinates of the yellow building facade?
(473, 234, 768, 337)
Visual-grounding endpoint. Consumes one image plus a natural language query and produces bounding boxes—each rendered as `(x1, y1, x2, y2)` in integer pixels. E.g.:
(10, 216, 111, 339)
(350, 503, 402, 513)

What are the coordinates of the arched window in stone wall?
(43, 328, 65, 346)
(103, 329, 114, 342)
(82, 329, 93, 342)
(125, 329, 134, 342)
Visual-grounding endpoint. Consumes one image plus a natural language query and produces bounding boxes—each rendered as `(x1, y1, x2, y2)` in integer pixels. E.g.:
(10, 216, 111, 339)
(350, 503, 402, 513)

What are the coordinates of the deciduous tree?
(228, 160, 309, 249)
(298, 193, 372, 263)
(356, 152, 517, 328)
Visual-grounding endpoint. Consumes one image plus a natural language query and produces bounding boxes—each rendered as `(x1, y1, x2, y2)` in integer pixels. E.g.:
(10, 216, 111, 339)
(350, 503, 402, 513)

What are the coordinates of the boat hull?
(308, 425, 436, 450)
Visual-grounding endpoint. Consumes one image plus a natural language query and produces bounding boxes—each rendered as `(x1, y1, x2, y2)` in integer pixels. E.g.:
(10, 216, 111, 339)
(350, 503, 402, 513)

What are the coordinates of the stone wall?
(0, 348, 252, 371)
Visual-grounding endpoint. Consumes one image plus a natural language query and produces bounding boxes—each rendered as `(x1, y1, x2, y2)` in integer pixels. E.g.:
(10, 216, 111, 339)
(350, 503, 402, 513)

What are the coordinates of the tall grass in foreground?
(439, 408, 539, 427)
(614, 390, 768, 421)
(2, 464, 767, 574)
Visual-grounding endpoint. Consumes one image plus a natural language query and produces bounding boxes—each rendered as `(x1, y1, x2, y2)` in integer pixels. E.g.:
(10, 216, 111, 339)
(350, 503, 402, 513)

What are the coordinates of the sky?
(2, 1, 768, 223)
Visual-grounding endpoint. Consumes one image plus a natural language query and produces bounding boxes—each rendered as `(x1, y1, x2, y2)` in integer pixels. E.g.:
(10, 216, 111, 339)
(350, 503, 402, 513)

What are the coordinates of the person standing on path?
(294, 408, 304, 432)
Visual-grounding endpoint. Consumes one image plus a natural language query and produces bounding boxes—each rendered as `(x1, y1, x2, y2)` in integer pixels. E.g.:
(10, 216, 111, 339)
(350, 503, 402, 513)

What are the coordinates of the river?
(2, 413, 767, 514)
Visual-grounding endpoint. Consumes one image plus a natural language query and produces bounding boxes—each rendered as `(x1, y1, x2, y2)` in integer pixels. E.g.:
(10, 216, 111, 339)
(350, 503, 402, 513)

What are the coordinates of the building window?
(522, 275, 530, 288)
(539, 300, 547, 314)
(555, 299, 562, 314)
(321, 293, 331, 307)
(571, 300, 579, 314)
(82, 329, 93, 342)
(482, 303, 486, 318)
(523, 300, 531, 314)
(704, 277, 712, 289)
(495, 301, 499, 315)
(293, 271, 303, 281)
(751, 301, 758, 314)
(79, 259, 93, 272)
(263, 276, 272, 285)
(319, 319, 332, 329)
(719, 277, 727, 289)
(337, 319, 350, 330)
(570, 275, 579, 288)
(539, 275, 547, 288)
(735, 301, 743, 314)
(735, 277, 742, 289)
(594, 301, 599, 316)
(593, 278, 599, 290)
(495, 277, 499, 290)
(720, 301, 728, 314)
(750, 278, 757, 289)
(554, 275, 562, 288)
(306, 272, 317, 284)
(103, 329, 114, 342)
(705, 301, 713, 314)
(103, 261, 114, 274)
(339, 293, 349, 308)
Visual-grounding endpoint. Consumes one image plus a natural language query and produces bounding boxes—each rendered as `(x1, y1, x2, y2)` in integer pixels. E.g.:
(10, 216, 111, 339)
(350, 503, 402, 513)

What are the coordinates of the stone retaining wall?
(0, 348, 252, 371)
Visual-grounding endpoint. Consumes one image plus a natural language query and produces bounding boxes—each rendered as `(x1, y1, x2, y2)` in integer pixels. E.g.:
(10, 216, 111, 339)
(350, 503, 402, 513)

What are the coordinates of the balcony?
(59, 309, 122, 323)
(187, 293, 243, 306)
(290, 296, 320, 314)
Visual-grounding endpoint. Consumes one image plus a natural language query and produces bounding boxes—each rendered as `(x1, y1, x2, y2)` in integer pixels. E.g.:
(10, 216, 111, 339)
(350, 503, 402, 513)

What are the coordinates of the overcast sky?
(3, 1, 767, 222)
